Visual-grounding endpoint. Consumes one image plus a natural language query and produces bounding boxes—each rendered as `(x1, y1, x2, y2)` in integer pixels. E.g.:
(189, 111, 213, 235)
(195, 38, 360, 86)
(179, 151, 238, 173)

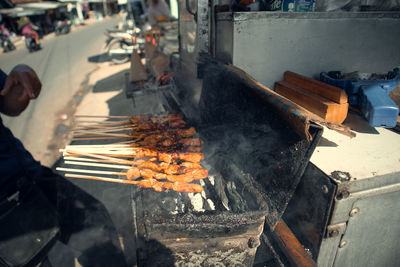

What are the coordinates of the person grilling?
(147, 0, 172, 26)
(0, 65, 127, 267)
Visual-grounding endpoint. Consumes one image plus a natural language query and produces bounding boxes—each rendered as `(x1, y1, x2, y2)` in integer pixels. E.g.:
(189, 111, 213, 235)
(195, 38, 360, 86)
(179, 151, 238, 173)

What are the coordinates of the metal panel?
(215, 12, 400, 88)
(333, 190, 400, 267)
(174, 0, 210, 123)
(329, 174, 400, 225)
(215, 19, 233, 63)
(317, 223, 346, 267)
(283, 163, 337, 259)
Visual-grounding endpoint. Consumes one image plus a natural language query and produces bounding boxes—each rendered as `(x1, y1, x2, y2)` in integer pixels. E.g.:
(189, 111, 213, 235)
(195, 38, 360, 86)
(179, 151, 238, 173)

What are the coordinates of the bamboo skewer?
(73, 131, 132, 138)
(64, 161, 131, 169)
(75, 115, 136, 119)
(74, 119, 132, 124)
(61, 148, 142, 155)
(65, 144, 135, 149)
(64, 156, 135, 165)
(62, 150, 135, 164)
(72, 136, 133, 141)
(73, 126, 134, 133)
(65, 173, 139, 184)
(57, 167, 124, 176)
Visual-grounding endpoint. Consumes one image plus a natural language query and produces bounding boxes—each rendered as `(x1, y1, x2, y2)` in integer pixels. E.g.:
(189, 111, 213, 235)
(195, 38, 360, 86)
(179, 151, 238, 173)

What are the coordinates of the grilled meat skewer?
(64, 174, 203, 193)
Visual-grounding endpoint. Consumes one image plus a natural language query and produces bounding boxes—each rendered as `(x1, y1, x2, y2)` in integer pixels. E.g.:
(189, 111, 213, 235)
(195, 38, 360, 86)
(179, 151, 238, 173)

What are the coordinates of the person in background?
(18, 16, 40, 45)
(0, 24, 10, 37)
(0, 65, 127, 267)
(147, 0, 171, 25)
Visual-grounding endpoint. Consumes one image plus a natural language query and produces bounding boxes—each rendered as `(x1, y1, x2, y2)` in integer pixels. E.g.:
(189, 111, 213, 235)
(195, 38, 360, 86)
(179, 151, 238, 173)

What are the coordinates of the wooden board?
(130, 49, 147, 82)
(284, 71, 348, 104)
(275, 81, 349, 124)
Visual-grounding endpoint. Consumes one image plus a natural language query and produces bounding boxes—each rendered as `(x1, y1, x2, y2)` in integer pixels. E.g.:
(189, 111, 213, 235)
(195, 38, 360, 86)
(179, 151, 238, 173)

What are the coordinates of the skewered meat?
(180, 162, 203, 169)
(185, 146, 203, 153)
(63, 114, 207, 193)
(132, 127, 197, 139)
(63, 173, 203, 193)
(157, 151, 204, 164)
(134, 160, 200, 175)
(129, 149, 204, 163)
(178, 138, 203, 147)
(162, 182, 203, 193)
(133, 178, 203, 193)
(126, 166, 208, 183)
(133, 118, 187, 131)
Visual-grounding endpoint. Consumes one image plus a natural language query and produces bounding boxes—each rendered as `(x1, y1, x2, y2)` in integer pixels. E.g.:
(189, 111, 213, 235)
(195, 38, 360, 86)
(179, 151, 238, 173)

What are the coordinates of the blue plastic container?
(360, 84, 399, 127)
(320, 68, 399, 128)
(281, 0, 314, 12)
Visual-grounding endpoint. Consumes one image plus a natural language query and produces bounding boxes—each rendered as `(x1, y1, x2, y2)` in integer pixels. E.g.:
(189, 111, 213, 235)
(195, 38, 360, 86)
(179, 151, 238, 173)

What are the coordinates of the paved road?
(0, 16, 122, 166)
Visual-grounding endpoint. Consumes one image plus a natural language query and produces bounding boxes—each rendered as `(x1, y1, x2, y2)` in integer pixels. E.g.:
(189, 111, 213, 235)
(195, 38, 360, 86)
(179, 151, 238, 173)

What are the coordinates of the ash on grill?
(134, 154, 270, 267)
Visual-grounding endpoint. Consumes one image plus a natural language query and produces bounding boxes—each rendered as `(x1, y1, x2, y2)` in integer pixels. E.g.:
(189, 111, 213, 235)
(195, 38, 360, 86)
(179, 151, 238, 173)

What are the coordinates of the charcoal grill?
(129, 59, 322, 266)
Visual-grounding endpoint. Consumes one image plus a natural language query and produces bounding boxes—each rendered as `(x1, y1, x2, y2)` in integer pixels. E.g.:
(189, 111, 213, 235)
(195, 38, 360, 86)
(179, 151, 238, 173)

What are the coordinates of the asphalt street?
(0, 16, 122, 166)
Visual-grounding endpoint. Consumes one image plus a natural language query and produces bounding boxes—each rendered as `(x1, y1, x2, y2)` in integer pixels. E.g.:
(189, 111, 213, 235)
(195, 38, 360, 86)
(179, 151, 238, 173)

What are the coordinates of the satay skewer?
(63, 158, 205, 174)
(75, 115, 140, 119)
(74, 120, 132, 125)
(57, 165, 208, 183)
(62, 148, 205, 168)
(72, 120, 187, 134)
(73, 115, 186, 132)
(65, 144, 136, 149)
(73, 131, 132, 138)
(73, 115, 183, 128)
(64, 156, 130, 165)
(63, 156, 204, 170)
(62, 173, 203, 193)
(74, 114, 183, 120)
(72, 127, 198, 144)
(63, 147, 204, 163)
(64, 160, 131, 169)
(73, 127, 134, 134)
(72, 136, 133, 141)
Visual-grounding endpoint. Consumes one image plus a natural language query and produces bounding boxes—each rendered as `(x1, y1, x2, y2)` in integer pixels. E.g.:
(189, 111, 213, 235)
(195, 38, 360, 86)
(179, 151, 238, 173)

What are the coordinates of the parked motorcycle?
(105, 28, 145, 64)
(55, 21, 71, 36)
(0, 30, 15, 53)
(24, 33, 40, 52)
(23, 24, 41, 53)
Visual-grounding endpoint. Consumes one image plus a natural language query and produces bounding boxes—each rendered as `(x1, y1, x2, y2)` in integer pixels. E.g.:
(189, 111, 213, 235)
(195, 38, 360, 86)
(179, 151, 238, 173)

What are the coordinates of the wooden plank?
(275, 81, 348, 124)
(130, 49, 147, 82)
(284, 71, 348, 104)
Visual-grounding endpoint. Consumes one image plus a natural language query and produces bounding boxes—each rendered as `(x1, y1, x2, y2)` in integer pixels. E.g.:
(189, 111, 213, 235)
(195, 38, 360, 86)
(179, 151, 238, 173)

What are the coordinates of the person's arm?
(0, 69, 7, 91)
(0, 65, 41, 116)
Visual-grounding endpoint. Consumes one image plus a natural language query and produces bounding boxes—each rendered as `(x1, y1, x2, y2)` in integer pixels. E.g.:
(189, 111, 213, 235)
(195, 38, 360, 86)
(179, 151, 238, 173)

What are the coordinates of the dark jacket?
(0, 69, 42, 187)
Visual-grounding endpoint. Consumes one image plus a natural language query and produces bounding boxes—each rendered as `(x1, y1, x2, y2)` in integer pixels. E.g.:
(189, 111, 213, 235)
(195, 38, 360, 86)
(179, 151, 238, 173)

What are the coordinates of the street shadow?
(137, 239, 175, 267)
(10, 166, 130, 267)
(52, 149, 137, 266)
(317, 137, 338, 147)
(344, 112, 379, 134)
(92, 69, 130, 93)
(106, 90, 136, 115)
(88, 52, 111, 63)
